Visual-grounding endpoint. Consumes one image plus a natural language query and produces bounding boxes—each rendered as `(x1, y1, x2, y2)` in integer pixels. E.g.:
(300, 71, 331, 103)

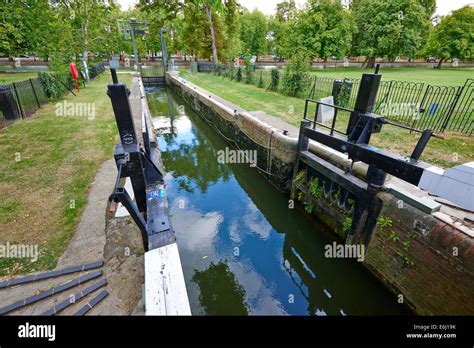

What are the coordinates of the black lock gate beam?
(107, 68, 175, 251)
(294, 65, 438, 246)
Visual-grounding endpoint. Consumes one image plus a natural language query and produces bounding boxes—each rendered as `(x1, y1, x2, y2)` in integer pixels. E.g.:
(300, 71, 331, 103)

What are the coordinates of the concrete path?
(57, 159, 115, 268)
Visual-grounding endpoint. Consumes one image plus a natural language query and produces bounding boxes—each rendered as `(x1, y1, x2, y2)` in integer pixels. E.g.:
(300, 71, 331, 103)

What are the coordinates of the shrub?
(309, 177, 323, 198)
(236, 67, 243, 82)
(215, 63, 222, 76)
(281, 53, 310, 97)
(244, 56, 253, 84)
(335, 79, 352, 107)
(258, 70, 264, 88)
(268, 68, 280, 91)
(343, 217, 352, 233)
(38, 72, 67, 101)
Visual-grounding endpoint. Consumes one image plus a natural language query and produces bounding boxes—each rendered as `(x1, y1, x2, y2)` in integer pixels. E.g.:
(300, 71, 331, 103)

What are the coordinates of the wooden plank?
(0, 270, 102, 315)
(0, 261, 103, 289)
(144, 243, 191, 315)
(73, 290, 109, 316)
(41, 278, 107, 316)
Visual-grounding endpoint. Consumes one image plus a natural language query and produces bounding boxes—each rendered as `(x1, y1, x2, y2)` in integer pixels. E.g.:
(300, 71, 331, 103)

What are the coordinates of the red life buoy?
(69, 63, 80, 92)
(69, 63, 79, 79)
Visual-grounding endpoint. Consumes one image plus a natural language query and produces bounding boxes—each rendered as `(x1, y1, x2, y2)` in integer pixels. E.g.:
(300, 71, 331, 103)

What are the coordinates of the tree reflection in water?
(156, 92, 233, 194)
(192, 261, 249, 315)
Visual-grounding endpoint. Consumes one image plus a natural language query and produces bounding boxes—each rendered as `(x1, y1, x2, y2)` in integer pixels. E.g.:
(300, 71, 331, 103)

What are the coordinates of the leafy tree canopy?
(352, 0, 431, 65)
(426, 6, 474, 67)
(239, 9, 269, 58)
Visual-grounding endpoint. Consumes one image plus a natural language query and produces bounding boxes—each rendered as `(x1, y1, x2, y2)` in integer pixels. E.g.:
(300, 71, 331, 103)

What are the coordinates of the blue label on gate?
(146, 188, 166, 200)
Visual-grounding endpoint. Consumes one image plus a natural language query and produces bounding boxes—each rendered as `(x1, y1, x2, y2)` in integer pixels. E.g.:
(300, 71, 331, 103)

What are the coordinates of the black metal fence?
(1, 63, 107, 126)
(195, 62, 473, 135)
(197, 61, 215, 73)
(445, 79, 473, 134)
(88, 62, 105, 79)
(307, 76, 473, 135)
(0, 78, 49, 124)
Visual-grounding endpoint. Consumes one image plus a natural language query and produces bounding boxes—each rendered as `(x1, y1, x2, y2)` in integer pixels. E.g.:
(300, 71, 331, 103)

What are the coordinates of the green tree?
(299, 0, 353, 60)
(268, 1, 296, 62)
(0, 0, 60, 59)
(0, 0, 75, 76)
(140, 0, 238, 62)
(138, 0, 184, 27)
(419, 0, 436, 18)
(291, 4, 323, 59)
(281, 52, 310, 97)
(138, 0, 187, 57)
(276, 0, 297, 22)
(352, 0, 431, 68)
(220, 0, 242, 61)
(176, 0, 225, 62)
(182, 2, 212, 59)
(0, 22, 25, 59)
(201, 0, 223, 63)
(426, 6, 474, 68)
(240, 9, 268, 60)
(52, 0, 127, 61)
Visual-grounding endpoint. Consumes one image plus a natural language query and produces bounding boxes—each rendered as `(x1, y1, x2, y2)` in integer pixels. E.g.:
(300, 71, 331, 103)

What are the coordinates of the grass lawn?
(306, 67, 473, 86)
(238, 66, 473, 89)
(181, 70, 474, 169)
(0, 72, 39, 84)
(0, 72, 132, 276)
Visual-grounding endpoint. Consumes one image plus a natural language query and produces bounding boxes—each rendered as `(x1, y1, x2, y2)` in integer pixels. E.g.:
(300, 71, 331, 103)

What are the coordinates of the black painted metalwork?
(304, 73, 472, 134)
(0, 261, 103, 289)
(293, 66, 438, 246)
(0, 270, 102, 315)
(41, 278, 108, 316)
(107, 68, 175, 252)
(142, 76, 166, 86)
(73, 290, 109, 316)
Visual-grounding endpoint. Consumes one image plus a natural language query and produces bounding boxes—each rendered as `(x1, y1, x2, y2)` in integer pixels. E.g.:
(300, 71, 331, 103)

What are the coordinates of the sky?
(116, 0, 473, 17)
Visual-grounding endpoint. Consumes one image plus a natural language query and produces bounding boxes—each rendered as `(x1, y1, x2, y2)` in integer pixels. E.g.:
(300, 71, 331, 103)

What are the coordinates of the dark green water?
(146, 87, 407, 315)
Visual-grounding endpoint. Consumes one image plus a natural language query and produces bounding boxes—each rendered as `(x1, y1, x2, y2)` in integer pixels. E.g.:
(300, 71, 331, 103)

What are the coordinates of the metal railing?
(302, 98, 440, 143)
(303, 98, 352, 136)
(197, 62, 215, 72)
(309, 76, 473, 135)
(88, 62, 105, 79)
(443, 79, 473, 134)
(142, 76, 166, 86)
(0, 78, 48, 123)
(1, 63, 106, 126)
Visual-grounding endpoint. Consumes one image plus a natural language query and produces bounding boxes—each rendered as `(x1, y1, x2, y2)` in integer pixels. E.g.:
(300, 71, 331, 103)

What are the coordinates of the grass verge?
(0, 72, 132, 276)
